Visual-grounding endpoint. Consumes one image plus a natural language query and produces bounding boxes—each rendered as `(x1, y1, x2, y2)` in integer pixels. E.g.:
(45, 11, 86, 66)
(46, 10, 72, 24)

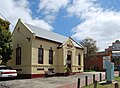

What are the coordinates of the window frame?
(78, 54, 81, 65)
(38, 47, 44, 64)
(49, 49, 53, 64)
(16, 47, 21, 65)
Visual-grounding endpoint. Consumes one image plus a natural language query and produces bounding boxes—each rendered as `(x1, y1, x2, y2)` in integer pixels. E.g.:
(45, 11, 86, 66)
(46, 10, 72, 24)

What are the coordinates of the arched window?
(16, 47, 21, 65)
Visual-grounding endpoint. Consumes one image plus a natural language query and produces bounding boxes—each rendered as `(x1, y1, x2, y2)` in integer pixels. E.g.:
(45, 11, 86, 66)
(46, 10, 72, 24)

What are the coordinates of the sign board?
(112, 43, 120, 51)
(105, 61, 114, 82)
(103, 56, 110, 69)
(67, 44, 73, 48)
(112, 51, 120, 56)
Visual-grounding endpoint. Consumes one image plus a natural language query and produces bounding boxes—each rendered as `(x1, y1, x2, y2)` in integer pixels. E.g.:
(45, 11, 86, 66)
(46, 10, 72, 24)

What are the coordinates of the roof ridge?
(18, 19, 83, 48)
(69, 37, 84, 48)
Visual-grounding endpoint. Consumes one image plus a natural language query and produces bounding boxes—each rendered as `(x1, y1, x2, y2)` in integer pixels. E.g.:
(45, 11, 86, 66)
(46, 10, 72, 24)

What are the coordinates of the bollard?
(94, 81, 97, 88)
(77, 78, 80, 88)
(0, 84, 9, 88)
(119, 70, 120, 77)
(100, 73, 102, 81)
(85, 76, 88, 86)
(105, 70, 107, 79)
(93, 74, 95, 83)
(115, 83, 119, 88)
(1, 84, 3, 87)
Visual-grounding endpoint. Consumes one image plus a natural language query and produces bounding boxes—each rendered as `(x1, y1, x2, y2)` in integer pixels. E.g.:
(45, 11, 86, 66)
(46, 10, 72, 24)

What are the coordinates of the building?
(84, 52, 109, 71)
(8, 19, 84, 78)
(110, 40, 120, 70)
(85, 40, 120, 71)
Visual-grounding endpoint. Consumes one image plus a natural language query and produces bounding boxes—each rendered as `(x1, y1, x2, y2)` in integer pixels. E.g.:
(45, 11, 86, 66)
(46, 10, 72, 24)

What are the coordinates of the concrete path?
(0, 72, 118, 88)
(57, 72, 106, 88)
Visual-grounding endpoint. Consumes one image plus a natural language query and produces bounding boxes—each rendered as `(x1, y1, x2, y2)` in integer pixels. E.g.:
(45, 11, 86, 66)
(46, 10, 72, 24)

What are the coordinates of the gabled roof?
(19, 19, 84, 49)
(26, 23, 68, 43)
(58, 37, 84, 48)
(69, 37, 84, 48)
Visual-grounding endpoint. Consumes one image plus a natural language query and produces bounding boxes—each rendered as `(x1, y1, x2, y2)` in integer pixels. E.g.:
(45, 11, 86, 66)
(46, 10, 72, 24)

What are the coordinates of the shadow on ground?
(99, 81, 113, 85)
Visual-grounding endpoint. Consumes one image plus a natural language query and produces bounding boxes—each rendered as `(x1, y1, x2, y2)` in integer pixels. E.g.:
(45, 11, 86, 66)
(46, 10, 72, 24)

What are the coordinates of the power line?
(110, 0, 119, 11)
(0, 12, 15, 28)
(115, 0, 120, 9)
(0, 13, 7, 21)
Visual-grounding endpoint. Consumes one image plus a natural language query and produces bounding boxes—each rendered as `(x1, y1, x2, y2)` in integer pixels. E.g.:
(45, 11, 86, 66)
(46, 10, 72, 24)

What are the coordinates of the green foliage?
(64, 67, 71, 73)
(0, 18, 12, 65)
(84, 70, 96, 72)
(114, 77, 120, 81)
(80, 37, 99, 57)
(83, 77, 120, 88)
(0, 18, 10, 30)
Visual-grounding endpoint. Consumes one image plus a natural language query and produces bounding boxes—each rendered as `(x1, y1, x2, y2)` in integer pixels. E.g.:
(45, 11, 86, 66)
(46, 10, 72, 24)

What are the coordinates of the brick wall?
(84, 53, 109, 71)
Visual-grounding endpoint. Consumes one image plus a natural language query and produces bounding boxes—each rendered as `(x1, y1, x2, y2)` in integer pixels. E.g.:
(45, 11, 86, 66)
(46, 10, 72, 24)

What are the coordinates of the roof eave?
(35, 36, 62, 44)
(69, 37, 84, 48)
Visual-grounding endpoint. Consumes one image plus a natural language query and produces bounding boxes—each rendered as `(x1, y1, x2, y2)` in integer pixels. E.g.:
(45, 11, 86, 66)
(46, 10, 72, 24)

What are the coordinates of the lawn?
(83, 77, 120, 88)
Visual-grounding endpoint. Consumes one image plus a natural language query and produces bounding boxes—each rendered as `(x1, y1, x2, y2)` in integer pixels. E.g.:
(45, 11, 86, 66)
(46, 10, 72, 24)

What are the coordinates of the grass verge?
(84, 70, 96, 72)
(83, 77, 120, 88)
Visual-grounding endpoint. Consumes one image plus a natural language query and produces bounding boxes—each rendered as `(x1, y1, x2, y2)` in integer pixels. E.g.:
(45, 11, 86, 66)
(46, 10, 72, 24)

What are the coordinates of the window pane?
(78, 54, 81, 65)
(39, 49, 42, 55)
(49, 50, 53, 64)
(16, 47, 21, 65)
(38, 48, 43, 64)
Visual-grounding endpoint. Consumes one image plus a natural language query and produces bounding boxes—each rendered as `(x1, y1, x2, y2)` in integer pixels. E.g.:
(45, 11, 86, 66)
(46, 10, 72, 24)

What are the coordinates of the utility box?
(105, 61, 114, 83)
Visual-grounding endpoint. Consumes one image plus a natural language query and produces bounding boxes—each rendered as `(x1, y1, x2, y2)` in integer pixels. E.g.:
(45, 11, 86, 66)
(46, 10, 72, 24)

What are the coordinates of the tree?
(80, 37, 99, 58)
(0, 18, 12, 65)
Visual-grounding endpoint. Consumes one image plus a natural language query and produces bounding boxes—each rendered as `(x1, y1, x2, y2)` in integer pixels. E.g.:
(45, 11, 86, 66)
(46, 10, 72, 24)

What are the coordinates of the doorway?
(67, 55, 71, 70)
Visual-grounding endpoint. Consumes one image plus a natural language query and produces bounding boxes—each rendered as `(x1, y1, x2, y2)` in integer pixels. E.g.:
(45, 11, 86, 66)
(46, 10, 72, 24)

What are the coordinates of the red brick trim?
(17, 74, 45, 79)
(31, 74, 45, 78)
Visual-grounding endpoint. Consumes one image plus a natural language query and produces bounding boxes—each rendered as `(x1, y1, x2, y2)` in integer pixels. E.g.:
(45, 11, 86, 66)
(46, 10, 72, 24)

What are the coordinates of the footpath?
(57, 71, 119, 88)
(57, 72, 106, 88)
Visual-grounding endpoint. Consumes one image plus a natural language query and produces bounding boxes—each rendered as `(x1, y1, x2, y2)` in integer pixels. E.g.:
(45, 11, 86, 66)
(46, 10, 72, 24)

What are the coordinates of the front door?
(67, 55, 71, 70)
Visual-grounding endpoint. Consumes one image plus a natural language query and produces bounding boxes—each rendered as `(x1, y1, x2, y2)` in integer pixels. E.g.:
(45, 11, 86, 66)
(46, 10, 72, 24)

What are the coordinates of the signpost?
(105, 61, 114, 83)
(103, 56, 110, 69)
(112, 51, 120, 57)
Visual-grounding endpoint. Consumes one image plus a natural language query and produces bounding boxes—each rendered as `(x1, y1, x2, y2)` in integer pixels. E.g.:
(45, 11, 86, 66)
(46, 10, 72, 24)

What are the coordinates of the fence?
(77, 72, 120, 88)
(77, 73, 105, 88)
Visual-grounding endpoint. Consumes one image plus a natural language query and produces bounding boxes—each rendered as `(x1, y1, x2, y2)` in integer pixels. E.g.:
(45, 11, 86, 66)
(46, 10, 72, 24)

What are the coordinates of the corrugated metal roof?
(26, 23, 67, 43)
(25, 23, 83, 48)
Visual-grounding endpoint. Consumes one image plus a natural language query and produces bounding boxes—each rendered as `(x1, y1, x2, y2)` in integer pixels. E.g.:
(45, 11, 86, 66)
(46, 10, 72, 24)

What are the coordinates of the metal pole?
(77, 78, 80, 88)
(119, 70, 120, 77)
(93, 74, 95, 83)
(85, 76, 88, 86)
(115, 83, 119, 88)
(105, 70, 107, 79)
(100, 73, 102, 81)
(94, 81, 97, 88)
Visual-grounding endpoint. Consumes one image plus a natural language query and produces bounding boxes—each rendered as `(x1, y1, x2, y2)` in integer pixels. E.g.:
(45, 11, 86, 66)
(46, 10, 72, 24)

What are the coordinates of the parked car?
(0, 66, 17, 78)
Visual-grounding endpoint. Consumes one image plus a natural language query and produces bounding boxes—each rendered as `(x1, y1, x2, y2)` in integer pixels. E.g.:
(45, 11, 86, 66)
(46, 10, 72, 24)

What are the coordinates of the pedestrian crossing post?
(77, 78, 80, 88)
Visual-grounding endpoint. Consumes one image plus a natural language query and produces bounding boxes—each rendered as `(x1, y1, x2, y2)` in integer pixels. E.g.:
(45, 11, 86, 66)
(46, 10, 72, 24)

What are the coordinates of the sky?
(0, 0, 120, 51)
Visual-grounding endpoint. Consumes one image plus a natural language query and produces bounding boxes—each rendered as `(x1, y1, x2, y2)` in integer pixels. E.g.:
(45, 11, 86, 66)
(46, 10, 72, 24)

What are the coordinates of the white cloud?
(67, 0, 120, 51)
(1, 0, 120, 51)
(0, 0, 53, 31)
(38, 0, 69, 23)
(67, 0, 102, 20)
